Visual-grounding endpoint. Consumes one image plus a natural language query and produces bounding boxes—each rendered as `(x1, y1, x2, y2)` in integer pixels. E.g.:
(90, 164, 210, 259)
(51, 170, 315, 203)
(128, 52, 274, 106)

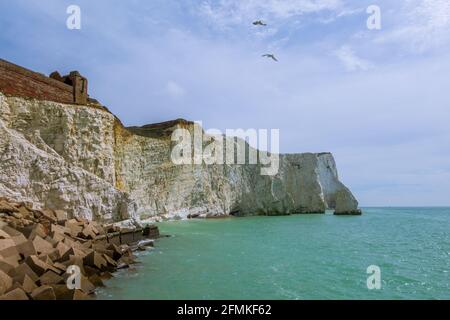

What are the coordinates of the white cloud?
(166, 81, 186, 98)
(199, 0, 343, 28)
(334, 46, 373, 71)
(375, 0, 450, 53)
(318, 6, 364, 24)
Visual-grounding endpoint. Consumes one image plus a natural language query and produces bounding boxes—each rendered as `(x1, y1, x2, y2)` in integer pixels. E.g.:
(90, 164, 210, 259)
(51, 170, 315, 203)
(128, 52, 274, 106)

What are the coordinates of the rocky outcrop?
(0, 96, 135, 222)
(116, 122, 361, 220)
(0, 92, 361, 222)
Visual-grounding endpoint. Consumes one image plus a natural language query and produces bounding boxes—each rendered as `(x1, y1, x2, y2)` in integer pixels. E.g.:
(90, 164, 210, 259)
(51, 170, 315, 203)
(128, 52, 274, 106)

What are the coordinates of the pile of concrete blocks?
(0, 198, 159, 300)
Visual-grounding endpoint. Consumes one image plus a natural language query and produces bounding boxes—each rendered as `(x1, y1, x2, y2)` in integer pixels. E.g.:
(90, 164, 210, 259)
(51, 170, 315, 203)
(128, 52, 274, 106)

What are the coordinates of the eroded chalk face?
(170, 122, 280, 176)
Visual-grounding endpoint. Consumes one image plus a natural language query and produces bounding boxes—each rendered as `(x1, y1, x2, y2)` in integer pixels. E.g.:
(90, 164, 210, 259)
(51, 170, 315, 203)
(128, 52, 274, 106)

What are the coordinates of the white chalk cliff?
(0, 92, 361, 223)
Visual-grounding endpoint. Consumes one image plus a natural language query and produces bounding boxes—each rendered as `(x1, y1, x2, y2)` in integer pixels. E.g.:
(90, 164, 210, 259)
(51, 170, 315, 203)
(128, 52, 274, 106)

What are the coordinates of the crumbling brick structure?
(0, 58, 89, 105)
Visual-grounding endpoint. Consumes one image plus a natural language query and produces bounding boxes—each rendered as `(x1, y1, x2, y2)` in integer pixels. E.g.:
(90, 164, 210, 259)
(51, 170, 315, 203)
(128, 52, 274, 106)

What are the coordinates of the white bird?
(262, 54, 278, 62)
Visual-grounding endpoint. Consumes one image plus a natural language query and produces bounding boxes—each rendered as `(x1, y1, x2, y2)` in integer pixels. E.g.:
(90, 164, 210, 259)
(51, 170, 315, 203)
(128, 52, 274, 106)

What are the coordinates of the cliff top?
(127, 119, 194, 138)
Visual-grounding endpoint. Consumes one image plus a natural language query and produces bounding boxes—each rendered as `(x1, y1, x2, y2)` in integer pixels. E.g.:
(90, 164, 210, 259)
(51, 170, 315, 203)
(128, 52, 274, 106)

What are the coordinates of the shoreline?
(0, 193, 366, 301)
(0, 196, 351, 300)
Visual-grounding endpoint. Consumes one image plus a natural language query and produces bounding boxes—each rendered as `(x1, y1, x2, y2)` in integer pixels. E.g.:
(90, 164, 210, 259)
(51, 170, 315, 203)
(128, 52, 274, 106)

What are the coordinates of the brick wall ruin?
(0, 58, 88, 105)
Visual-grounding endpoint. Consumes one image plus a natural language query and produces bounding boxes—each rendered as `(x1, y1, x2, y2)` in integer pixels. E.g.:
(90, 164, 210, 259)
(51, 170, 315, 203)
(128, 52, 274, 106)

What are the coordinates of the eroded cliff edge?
(0, 93, 361, 222)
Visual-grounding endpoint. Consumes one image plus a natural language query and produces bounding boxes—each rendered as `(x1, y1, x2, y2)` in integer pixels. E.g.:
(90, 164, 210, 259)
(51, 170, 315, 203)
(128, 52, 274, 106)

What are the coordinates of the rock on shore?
(0, 198, 159, 300)
(0, 92, 361, 221)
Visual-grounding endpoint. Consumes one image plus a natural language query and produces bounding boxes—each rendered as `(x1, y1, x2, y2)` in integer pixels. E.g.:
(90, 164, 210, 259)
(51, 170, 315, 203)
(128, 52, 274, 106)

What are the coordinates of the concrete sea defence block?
(0, 197, 159, 300)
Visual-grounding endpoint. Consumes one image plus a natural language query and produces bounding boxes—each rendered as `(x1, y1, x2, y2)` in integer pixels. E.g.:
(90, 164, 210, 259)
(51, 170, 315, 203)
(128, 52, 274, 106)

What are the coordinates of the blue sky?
(1, 0, 449, 206)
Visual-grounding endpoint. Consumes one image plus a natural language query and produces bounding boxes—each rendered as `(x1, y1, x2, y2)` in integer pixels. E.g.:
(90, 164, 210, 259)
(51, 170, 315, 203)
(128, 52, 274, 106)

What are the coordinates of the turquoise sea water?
(97, 208, 450, 300)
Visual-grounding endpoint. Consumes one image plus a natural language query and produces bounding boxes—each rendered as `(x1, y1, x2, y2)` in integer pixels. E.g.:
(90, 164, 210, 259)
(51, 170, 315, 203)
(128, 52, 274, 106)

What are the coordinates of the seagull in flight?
(253, 20, 267, 26)
(262, 54, 278, 62)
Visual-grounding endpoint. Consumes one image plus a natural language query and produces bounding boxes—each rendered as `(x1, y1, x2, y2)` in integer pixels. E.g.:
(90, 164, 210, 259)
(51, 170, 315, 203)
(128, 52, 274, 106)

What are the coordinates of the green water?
(97, 208, 450, 300)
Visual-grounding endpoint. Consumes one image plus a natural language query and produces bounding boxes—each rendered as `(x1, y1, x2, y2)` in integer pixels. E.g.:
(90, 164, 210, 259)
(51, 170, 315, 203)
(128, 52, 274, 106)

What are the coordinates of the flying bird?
(262, 54, 278, 62)
(253, 20, 267, 26)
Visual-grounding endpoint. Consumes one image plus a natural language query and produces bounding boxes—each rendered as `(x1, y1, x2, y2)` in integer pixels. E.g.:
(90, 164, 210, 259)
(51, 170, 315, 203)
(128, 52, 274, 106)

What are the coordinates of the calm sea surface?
(97, 208, 450, 300)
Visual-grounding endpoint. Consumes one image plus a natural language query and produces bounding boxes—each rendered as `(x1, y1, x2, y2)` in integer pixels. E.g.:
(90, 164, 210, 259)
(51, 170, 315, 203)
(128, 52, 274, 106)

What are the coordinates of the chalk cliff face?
(0, 92, 360, 222)
(0, 94, 135, 222)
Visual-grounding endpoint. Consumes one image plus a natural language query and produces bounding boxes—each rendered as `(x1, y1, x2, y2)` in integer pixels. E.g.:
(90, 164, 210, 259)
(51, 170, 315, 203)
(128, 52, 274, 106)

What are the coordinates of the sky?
(0, 0, 449, 206)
